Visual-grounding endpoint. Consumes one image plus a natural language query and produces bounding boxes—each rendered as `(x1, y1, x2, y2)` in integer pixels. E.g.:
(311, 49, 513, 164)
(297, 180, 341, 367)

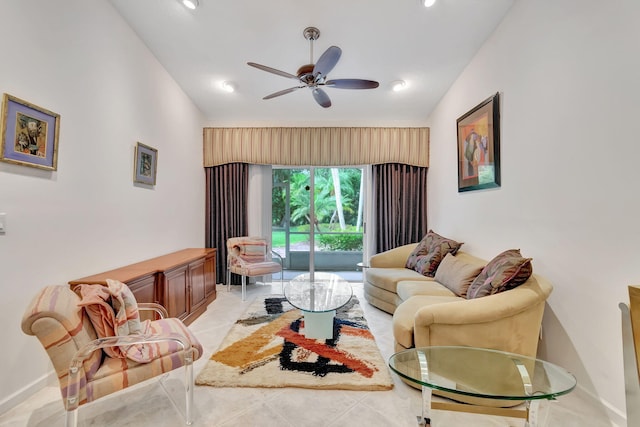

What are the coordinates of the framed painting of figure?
(457, 92, 501, 192)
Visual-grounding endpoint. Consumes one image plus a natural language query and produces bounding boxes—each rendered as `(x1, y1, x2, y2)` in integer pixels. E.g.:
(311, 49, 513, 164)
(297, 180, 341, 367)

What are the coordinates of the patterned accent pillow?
(405, 230, 463, 277)
(405, 234, 431, 270)
(466, 249, 533, 299)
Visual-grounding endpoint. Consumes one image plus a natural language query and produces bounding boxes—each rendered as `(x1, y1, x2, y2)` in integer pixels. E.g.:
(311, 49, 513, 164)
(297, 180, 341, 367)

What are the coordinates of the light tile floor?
(1, 282, 615, 426)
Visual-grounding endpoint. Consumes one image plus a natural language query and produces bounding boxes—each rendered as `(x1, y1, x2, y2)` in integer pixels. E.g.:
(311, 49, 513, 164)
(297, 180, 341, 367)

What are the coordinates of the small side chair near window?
(21, 281, 203, 427)
(226, 236, 283, 301)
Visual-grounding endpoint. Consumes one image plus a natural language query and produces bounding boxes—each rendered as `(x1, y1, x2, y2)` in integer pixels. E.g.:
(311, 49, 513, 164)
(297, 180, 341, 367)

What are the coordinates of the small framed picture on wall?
(0, 94, 60, 171)
(456, 92, 501, 192)
(133, 142, 157, 185)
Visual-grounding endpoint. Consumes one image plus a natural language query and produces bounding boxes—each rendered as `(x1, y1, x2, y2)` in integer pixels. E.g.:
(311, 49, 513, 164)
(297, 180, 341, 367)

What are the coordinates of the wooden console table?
(69, 248, 217, 325)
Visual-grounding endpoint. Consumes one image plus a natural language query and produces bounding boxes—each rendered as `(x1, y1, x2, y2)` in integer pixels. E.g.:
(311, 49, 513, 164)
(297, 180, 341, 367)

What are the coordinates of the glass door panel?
(272, 168, 312, 273)
(312, 168, 364, 273)
(272, 167, 364, 279)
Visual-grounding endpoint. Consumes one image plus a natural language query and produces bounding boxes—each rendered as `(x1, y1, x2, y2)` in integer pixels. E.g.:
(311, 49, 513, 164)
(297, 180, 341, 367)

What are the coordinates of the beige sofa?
(365, 243, 553, 407)
(364, 244, 553, 359)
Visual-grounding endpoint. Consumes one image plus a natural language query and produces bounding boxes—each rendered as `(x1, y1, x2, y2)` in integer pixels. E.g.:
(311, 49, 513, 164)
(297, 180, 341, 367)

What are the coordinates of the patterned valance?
(203, 127, 429, 167)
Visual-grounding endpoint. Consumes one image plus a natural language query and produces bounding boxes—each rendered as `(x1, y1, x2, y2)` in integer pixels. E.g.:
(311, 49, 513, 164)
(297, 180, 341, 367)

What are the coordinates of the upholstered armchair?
(226, 236, 283, 301)
(21, 285, 203, 427)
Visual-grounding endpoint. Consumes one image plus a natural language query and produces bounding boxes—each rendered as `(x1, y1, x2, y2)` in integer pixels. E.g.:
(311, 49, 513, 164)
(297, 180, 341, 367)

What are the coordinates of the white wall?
(0, 1, 206, 410)
(426, 0, 640, 423)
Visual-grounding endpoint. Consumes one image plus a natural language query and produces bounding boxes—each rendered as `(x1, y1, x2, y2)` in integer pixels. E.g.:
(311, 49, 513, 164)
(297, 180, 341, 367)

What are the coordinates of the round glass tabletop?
(284, 272, 352, 313)
(389, 346, 577, 401)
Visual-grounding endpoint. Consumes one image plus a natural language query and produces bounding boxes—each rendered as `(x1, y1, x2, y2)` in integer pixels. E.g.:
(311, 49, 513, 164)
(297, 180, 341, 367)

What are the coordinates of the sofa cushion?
(405, 230, 463, 277)
(393, 295, 463, 348)
(365, 267, 433, 294)
(434, 253, 485, 298)
(466, 249, 533, 299)
(363, 282, 403, 313)
(397, 281, 457, 301)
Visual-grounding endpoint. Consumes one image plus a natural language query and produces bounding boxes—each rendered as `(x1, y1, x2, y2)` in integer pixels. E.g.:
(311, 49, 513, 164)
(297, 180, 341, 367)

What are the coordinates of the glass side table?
(284, 272, 352, 340)
(389, 346, 577, 427)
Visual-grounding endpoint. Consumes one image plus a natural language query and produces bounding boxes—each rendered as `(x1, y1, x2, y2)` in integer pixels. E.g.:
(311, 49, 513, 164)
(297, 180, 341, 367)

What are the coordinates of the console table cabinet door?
(164, 265, 189, 320)
(127, 274, 158, 321)
(204, 254, 216, 298)
(128, 274, 158, 304)
(189, 258, 207, 313)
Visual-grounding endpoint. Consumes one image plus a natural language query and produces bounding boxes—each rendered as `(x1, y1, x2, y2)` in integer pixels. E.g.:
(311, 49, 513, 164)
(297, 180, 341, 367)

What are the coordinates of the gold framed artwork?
(0, 94, 60, 171)
(134, 142, 158, 185)
(457, 92, 501, 192)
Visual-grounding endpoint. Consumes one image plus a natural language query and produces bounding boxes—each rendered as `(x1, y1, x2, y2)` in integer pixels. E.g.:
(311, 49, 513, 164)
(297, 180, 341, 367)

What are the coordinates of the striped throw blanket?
(74, 280, 159, 363)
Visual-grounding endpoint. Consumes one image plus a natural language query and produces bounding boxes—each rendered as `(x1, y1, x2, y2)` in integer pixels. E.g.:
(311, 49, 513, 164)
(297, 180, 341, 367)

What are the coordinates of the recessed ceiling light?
(221, 81, 236, 93)
(391, 80, 407, 92)
(422, 0, 436, 7)
(181, 0, 199, 10)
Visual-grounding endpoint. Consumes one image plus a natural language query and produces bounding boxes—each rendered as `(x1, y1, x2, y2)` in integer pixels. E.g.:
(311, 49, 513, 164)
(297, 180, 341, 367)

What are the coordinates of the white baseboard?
(0, 371, 56, 416)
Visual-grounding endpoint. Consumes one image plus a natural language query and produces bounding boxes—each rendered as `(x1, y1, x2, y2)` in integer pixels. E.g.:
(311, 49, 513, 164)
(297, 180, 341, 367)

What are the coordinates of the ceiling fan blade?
(263, 86, 303, 100)
(325, 79, 380, 89)
(313, 46, 342, 79)
(312, 88, 331, 108)
(247, 62, 299, 80)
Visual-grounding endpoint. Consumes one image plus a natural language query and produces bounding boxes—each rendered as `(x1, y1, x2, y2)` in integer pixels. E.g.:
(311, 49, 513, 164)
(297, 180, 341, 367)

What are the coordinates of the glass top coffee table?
(389, 346, 577, 427)
(283, 272, 352, 340)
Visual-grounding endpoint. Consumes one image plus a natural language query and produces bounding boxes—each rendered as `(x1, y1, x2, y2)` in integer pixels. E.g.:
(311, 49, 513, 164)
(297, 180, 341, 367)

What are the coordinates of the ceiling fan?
(247, 27, 379, 108)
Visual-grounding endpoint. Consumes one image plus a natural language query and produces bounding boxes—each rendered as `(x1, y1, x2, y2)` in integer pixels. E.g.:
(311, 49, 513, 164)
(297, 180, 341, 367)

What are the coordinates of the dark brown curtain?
(205, 163, 249, 284)
(373, 163, 428, 253)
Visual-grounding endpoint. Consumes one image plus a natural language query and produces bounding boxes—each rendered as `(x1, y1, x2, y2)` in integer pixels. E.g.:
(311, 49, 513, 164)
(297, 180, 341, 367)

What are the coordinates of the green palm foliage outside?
(272, 168, 363, 251)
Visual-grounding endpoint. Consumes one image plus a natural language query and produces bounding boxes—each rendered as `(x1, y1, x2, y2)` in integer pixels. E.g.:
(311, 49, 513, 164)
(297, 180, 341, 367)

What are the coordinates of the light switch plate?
(0, 213, 6, 233)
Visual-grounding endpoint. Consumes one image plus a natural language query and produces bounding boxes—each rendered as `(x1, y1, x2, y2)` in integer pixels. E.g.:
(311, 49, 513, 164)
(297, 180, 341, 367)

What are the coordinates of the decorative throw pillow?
(405, 233, 432, 270)
(406, 230, 463, 277)
(434, 253, 485, 298)
(466, 249, 533, 299)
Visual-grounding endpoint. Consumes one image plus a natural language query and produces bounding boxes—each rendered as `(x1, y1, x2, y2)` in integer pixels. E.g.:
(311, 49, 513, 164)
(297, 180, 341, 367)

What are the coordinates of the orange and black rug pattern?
(196, 295, 393, 391)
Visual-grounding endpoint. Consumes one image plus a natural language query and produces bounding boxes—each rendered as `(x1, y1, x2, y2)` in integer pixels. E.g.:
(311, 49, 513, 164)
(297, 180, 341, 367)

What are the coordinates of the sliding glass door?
(272, 167, 365, 278)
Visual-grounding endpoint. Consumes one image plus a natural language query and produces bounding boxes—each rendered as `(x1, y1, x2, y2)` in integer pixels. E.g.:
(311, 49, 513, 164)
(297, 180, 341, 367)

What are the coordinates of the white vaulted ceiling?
(109, 0, 515, 126)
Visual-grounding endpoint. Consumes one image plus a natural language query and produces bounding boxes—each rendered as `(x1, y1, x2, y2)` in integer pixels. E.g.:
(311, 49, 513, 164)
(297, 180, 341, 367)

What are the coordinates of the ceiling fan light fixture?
(181, 0, 199, 10)
(221, 81, 236, 93)
(422, 0, 436, 7)
(391, 80, 407, 92)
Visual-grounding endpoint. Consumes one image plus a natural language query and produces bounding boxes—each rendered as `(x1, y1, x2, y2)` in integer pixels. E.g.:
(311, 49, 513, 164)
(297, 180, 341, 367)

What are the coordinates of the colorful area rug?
(195, 295, 393, 391)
